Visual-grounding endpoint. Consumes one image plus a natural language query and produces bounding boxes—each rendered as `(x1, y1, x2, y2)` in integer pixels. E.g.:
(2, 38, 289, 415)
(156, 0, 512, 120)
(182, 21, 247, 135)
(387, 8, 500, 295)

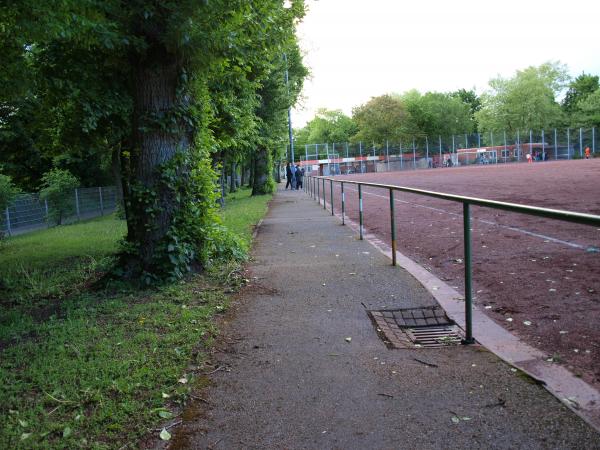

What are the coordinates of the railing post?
(389, 189, 397, 266)
(341, 182, 345, 225)
(75, 188, 81, 220)
(317, 177, 320, 204)
(330, 179, 334, 215)
(462, 202, 475, 345)
(4, 207, 11, 237)
(579, 127, 583, 157)
(322, 178, 326, 210)
(358, 184, 364, 240)
(99, 187, 104, 215)
(554, 129, 558, 160)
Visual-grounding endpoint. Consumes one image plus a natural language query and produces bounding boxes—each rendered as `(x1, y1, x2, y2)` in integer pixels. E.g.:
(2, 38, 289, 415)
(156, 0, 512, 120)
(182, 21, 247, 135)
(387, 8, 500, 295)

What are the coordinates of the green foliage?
(572, 88, 600, 128)
(0, 173, 20, 211)
(294, 109, 357, 147)
(39, 168, 79, 225)
(476, 61, 569, 132)
(352, 95, 415, 145)
(562, 73, 599, 114)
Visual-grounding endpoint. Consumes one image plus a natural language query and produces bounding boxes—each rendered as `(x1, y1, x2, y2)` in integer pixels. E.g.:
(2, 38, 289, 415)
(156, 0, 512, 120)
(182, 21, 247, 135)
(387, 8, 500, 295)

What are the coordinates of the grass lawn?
(0, 188, 272, 449)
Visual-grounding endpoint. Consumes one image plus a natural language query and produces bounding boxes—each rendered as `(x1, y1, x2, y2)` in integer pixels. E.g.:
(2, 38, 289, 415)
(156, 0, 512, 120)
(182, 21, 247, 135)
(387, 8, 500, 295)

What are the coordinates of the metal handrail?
(304, 175, 600, 344)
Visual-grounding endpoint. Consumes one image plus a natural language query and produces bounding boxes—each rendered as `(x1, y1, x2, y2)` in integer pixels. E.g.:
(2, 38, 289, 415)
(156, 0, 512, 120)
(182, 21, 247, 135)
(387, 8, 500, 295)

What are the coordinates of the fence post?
(322, 178, 326, 210)
(44, 199, 49, 228)
(412, 139, 416, 169)
(400, 141, 403, 170)
(425, 136, 429, 167)
(462, 202, 475, 345)
(341, 182, 345, 225)
(389, 189, 397, 266)
(4, 207, 11, 237)
(593, 127, 596, 154)
(358, 184, 363, 240)
(317, 177, 319, 203)
(359, 142, 364, 173)
(567, 128, 570, 159)
(529, 129, 533, 158)
(386, 140, 390, 171)
(516, 130, 520, 160)
(579, 127, 583, 157)
(542, 129, 545, 160)
(330, 179, 334, 216)
(503, 130, 507, 163)
(438, 136, 442, 166)
(75, 188, 81, 220)
(554, 128, 558, 160)
(99, 187, 104, 215)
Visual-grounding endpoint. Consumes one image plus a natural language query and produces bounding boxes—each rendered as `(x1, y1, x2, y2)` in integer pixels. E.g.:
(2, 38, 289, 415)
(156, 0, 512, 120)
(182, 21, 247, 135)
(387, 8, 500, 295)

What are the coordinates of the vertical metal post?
(45, 199, 49, 228)
(517, 130, 520, 160)
(438, 136, 442, 167)
(567, 128, 571, 159)
(75, 188, 81, 220)
(554, 128, 558, 160)
(389, 189, 397, 266)
(579, 127, 583, 157)
(341, 182, 345, 225)
(345, 142, 349, 159)
(425, 136, 429, 167)
(99, 187, 104, 215)
(529, 129, 533, 158)
(412, 139, 416, 169)
(323, 178, 326, 210)
(490, 131, 495, 163)
(358, 184, 364, 240)
(317, 177, 320, 203)
(386, 140, 390, 171)
(452, 135, 455, 154)
(359, 142, 364, 173)
(542, 129, 545, 160)
(593, 127, 596, 154)
(400, 141, 403, 169)
(462, 203, 475, 344)
(503, 130, 507, 163)
(4, 208, 11, 237)
(305, 144, 308, 167)
(330, 179, 334, 215)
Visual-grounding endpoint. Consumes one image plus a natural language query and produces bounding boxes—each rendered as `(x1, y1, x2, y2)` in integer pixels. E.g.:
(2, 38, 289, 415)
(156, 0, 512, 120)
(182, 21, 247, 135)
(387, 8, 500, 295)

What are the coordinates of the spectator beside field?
(585, 147, 591, 159)
(295, 165, 304, 190)
(285, 163, 293, 189)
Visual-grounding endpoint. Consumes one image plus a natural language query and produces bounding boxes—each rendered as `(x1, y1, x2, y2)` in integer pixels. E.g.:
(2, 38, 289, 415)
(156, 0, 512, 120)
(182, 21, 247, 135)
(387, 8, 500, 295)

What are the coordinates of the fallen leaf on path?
(345, 337, 352, 343)
(160, 428, 172, 441)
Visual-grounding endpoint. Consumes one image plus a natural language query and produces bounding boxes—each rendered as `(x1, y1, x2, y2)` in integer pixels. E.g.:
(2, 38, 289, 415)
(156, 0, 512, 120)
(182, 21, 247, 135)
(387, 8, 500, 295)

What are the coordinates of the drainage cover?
(369, 306, 464, 349)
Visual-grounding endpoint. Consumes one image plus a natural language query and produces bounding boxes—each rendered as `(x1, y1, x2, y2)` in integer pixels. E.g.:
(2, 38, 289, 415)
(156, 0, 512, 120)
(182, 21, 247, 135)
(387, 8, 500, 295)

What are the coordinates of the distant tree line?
(295, 62, 599, 148)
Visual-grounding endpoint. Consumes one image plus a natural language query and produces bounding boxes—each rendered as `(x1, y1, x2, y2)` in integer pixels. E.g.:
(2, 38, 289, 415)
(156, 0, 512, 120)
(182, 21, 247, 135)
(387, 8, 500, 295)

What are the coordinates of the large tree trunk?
(240, 162, 246, 187)
(248, 155, 255, 188)
(229, 161, 237, 193)
(275, 160, 281, 183)
(252, 147, 273, 195)
(123, 41, 192, 275)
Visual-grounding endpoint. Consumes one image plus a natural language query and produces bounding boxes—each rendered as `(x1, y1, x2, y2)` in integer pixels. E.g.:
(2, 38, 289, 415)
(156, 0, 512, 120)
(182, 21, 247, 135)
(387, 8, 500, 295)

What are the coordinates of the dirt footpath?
(169, 188, 599, 449)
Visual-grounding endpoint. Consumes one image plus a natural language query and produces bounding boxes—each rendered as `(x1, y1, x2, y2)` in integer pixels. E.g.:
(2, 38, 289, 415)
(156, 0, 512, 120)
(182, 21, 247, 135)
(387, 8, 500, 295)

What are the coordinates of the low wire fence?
(295, 126, 597, 175)
(1, 186, 118, 237)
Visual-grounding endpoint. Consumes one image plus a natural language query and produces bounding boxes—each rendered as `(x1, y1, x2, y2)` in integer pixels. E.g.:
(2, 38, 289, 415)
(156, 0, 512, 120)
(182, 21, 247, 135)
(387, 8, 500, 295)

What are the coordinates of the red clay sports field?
(317, 159, 600, 389)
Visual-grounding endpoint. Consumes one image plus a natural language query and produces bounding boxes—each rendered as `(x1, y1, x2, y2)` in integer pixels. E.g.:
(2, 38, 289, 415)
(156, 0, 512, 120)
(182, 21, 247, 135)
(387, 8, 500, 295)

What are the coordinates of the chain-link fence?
(1, 186, 119, 237)
(294, 127, 597, 176)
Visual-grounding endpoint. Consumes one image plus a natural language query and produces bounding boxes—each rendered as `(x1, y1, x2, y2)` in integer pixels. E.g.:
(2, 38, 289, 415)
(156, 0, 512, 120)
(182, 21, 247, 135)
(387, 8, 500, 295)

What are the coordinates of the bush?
(39, 169, 79, 225)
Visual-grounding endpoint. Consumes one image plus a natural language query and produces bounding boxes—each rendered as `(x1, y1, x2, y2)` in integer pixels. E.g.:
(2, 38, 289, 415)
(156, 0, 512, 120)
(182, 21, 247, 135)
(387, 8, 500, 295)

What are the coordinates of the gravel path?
(168, 187, 599, 449)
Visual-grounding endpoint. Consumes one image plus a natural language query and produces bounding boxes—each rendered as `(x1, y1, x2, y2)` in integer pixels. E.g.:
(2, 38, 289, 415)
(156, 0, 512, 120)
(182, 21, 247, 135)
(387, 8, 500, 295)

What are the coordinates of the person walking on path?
(285, 163, 293, 189)
(295, 165, 304, 190)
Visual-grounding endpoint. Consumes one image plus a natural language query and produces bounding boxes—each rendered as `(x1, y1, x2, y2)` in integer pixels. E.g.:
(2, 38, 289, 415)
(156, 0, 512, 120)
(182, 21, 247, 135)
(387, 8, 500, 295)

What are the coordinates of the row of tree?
(1, 1, 308, 281)
(295, 62, 600, 148)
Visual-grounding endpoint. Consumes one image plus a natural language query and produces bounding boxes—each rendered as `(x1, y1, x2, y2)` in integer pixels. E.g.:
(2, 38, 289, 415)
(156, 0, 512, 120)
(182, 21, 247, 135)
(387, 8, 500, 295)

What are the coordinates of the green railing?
(305, 175, 600, 344)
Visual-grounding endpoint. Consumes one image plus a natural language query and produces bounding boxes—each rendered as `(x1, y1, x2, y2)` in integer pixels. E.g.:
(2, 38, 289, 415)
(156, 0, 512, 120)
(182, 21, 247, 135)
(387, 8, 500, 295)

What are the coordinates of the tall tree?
(352, 95, 415, 146)
(294, 109, 357, 147)
(475, 61, 569, 132)
(562, 73, 599, 115)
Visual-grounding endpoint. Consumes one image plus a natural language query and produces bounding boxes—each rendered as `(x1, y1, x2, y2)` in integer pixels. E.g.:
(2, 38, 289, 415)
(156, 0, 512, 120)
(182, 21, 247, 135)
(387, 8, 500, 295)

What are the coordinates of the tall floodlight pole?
(284, 53, 294, 165)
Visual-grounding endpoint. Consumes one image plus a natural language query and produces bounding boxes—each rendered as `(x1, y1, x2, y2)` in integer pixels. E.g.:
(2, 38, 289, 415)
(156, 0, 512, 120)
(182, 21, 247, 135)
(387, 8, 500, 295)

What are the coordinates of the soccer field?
(323, 159, 600, 388)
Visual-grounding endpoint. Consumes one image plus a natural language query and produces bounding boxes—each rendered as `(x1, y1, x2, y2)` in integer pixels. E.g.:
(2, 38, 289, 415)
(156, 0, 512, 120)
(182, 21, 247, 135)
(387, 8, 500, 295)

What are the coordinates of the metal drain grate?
(404, 325, 463, 348)
(369, 307, 464, 349)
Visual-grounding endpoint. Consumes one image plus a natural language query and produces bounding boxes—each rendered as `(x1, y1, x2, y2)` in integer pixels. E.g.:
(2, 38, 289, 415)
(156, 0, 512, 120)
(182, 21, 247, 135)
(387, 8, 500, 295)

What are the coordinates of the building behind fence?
(1, 186, 118, 237)
(294, 126, 597, 176)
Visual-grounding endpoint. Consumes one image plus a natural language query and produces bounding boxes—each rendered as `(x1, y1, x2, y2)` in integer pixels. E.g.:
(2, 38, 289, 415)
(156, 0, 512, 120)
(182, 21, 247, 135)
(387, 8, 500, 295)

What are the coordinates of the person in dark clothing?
(295, 165, 304, 190)
(285, 163, 293, 189)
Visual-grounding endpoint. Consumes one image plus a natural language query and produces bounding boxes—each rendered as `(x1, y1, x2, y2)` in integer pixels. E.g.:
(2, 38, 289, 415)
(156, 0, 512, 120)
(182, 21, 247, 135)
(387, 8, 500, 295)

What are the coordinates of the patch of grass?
(0, 191, 271, 448)
(220, 187, 272, 246)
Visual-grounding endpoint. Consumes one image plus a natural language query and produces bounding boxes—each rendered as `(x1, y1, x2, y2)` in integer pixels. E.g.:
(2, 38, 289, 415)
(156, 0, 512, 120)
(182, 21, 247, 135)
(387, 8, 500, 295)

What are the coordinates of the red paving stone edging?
(316, 193, 600, 432)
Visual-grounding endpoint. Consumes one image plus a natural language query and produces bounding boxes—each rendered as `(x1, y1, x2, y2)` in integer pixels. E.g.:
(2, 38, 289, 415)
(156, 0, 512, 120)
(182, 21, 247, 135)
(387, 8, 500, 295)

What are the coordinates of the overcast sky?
(292, 0, 600, 127)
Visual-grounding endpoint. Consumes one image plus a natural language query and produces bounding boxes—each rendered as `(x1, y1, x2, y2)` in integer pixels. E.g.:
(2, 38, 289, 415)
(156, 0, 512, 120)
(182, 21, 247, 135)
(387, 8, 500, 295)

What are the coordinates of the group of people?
(285, 162, 304, 190)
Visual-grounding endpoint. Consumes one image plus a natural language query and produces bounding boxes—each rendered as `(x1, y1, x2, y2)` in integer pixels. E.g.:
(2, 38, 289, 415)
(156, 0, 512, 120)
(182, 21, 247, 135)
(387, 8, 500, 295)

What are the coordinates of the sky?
(292, 0, 600, 127)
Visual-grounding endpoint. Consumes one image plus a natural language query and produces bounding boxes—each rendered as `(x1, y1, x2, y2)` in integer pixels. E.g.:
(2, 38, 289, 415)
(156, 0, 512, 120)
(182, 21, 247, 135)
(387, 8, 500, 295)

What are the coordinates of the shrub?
(39, 169, 79, 225)
(0, 174, 20, 212)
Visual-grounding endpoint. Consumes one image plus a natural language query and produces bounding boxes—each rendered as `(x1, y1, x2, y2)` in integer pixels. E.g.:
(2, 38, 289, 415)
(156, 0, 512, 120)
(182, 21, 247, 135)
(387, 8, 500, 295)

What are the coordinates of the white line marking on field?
(342, 186, 588, 251)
